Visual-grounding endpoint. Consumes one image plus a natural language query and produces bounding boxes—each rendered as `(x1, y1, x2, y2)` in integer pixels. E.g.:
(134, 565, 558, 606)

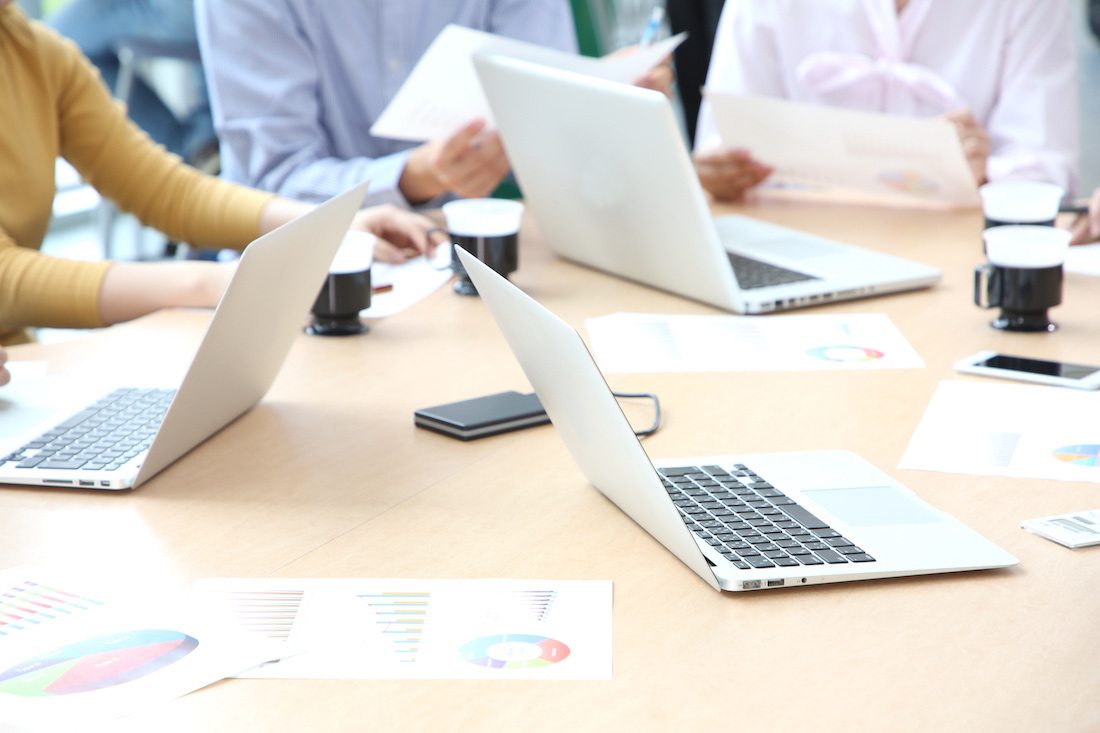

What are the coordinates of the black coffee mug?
(975, 225, 1069, 332)
(442, 199, 524, 296)
(974, 263, 1062, 332)
(308, 269, 371, 336)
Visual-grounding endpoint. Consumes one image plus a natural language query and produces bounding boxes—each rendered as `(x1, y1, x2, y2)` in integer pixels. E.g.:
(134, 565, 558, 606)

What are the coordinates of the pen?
(640, 5, 664, 47)
(1059, 202, 1089, 215)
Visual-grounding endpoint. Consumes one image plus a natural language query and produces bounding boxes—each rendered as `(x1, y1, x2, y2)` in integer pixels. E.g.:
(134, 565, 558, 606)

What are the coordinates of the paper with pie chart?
(0, 566, 276, 730)
(900, 380, 1100, 483)
(192, 578, 611, 680)
(585, 312, 922, 373)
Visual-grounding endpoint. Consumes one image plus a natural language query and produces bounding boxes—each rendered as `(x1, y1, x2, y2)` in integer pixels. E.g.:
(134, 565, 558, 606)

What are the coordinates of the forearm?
(97, 261, 234, 325)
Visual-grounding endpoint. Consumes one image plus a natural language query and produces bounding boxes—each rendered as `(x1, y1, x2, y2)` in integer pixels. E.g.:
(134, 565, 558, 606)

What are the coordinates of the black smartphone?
(414, 391, 549, 440)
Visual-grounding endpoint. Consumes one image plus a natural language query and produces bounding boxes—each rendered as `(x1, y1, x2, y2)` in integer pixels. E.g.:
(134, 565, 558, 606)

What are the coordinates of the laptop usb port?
(78, 480, 95, 487)
(766, 579, 785, 588)
(100, 480, 111, 487)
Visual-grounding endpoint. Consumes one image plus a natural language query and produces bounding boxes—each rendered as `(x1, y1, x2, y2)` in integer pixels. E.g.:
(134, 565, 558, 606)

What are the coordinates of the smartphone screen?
(979, 354, 1100, 380)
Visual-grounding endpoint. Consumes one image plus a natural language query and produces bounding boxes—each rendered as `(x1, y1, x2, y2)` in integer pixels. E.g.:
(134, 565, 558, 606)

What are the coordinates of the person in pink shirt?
(694, 0, 1079, 202)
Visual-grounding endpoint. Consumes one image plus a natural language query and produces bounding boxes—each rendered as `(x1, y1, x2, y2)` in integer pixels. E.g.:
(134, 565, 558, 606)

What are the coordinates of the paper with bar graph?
(191, 578, 611, 680)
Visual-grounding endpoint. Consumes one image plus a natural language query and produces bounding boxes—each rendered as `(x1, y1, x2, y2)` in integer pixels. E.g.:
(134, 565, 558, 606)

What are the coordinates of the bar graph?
(0, 580, 104, 637)
(223, 589, 305, 641)
(359, 592, 431, 665)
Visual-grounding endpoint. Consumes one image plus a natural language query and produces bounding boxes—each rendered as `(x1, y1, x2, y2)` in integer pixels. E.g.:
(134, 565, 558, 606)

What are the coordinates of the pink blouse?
(696, 0, 1079, 194)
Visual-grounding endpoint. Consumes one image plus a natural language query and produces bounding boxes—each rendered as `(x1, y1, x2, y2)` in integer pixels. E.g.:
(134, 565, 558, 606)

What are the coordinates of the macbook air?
(473, 54, 941, 314)
(0, 182, 369, 490)
(457, 248, 1017, 591)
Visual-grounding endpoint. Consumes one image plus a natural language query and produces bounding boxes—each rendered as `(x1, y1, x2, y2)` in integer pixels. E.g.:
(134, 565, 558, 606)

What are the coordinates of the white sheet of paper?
(1064, 243, 1100, 276)
(0, 567, 275, 731)
(360, 249, 454, 319)
(900, 379, 1100, 482)
(584, 312, 922, 373)
(371, 24, 685, 142)
(192, 578, 612, 680)
(704, 91, 979, 209)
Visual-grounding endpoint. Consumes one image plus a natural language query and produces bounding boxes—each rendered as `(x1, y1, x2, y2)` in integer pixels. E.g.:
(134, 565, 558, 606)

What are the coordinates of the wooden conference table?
(4, 199, 1099, 732)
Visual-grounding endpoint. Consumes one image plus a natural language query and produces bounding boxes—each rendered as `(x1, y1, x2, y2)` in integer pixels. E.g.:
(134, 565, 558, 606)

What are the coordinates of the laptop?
(0, 182, 369, 491)
(457, 248, 1017, 591)
(472, 54, 941, 314)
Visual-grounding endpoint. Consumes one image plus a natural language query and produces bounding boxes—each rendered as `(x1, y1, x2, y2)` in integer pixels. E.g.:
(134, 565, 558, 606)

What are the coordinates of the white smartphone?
(954, 351, 1100, 390)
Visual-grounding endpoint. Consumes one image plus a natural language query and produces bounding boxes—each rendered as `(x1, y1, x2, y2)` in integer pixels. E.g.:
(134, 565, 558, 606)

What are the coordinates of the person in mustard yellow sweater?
(0, 2, 440, 346)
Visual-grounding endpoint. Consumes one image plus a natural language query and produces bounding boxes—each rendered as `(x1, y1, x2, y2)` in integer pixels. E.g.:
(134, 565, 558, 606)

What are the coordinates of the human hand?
(693, 148, 773, 202)
(401, 119, 510, 204)
(0, 347, 9, 387)
(943, 109, 990, 185)
(1069, 187, 1100, 245)
(351, 204, 448, 264)
(605, 45, 675, 98)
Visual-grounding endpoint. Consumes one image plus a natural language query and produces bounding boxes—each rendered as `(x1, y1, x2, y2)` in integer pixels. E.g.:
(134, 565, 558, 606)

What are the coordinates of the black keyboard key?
(795, 555, 825, 565)
(773, 557, 800, 567)
(16, 456, 46, 468)
(814, 549, 848, 564)
(726, 251, 817, 290)
(778, 504, 830, 530)
(847, 553, 876, 563)
(743, 555, 776, 569)
(39, 459, 89, 470)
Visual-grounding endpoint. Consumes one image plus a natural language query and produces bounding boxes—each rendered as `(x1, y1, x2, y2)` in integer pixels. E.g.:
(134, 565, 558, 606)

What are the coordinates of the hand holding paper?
(702, 91, 979, 209)
(371, 24, 686, 143)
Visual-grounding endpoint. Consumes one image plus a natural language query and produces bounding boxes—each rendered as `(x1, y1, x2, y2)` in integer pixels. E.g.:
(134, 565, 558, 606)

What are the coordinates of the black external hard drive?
(414, 391, 549, 440)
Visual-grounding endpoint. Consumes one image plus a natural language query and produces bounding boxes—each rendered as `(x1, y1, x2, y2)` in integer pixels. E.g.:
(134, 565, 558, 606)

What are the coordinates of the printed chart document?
(584, 312, 922, 373)
(0, 567, 275, 731)
(371, 24, 685, 142)
(704, 91, 979, 209)
(361, 248, 454, 319)
(900, 380, 1100, 483)
(192, 578, 612, 680)
(1064, 243, 1100, 277)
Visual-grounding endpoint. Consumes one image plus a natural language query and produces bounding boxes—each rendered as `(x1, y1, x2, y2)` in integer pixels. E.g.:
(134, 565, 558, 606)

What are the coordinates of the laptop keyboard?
(0, 388, 175, 473)
(726, 251, 819, 290)
(659, 464, 875, 569)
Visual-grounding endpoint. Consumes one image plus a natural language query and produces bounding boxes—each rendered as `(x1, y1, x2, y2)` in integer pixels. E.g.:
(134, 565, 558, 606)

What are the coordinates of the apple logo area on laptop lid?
(472, 52, 941, 315)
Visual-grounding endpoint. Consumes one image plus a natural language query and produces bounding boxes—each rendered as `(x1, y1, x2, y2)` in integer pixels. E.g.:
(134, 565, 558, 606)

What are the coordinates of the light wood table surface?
(4, 200, 1099, 732)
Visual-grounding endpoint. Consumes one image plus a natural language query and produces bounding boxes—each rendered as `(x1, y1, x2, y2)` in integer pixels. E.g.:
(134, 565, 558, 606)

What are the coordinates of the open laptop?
(0, 182, 368, 491)
(457, 248, 1017, 591)
(473, 54, 941, 314)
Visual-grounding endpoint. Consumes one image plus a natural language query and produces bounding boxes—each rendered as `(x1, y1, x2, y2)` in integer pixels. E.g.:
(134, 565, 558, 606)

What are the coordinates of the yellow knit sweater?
(0, 5, 274, 343)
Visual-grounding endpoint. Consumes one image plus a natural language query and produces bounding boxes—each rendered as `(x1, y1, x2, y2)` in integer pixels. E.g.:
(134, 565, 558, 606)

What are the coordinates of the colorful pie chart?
(0, 629, 198, 697)
(460, 634, 570, 669)
(1052, 444, 1100, 467)
(806, 345, 885, 363)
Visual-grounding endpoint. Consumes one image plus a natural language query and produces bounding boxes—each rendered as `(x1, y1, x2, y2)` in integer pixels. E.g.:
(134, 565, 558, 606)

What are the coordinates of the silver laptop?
(0, 182, 368, 491)
(473, 54, 941, 314)
(458, 248, 1016, 591)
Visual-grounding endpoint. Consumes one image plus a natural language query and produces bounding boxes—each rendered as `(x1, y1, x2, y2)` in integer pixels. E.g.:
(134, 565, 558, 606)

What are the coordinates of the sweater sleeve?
(51, 28, 275, 249)
(0, 225, 112, 331)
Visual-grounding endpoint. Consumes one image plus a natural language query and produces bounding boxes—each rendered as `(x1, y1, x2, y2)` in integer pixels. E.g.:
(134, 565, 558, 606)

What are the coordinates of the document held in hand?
(370, 24, 685, 143)
(704, 91, 980, 209)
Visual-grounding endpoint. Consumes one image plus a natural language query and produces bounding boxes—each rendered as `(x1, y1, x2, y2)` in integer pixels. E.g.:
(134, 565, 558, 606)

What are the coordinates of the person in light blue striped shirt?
(196, 0, 577, 262)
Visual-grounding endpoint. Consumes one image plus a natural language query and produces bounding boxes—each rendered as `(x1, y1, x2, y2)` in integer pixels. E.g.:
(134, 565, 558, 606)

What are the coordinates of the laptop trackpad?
(803, 486, 944, 527)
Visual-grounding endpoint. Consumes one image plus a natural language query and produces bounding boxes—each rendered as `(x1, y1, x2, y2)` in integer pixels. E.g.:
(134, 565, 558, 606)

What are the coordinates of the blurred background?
(16, 0, 1100, 268)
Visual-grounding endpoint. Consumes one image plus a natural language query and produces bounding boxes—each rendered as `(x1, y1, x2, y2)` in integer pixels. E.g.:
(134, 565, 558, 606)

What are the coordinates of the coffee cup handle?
(973, 264, 1000, 309)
